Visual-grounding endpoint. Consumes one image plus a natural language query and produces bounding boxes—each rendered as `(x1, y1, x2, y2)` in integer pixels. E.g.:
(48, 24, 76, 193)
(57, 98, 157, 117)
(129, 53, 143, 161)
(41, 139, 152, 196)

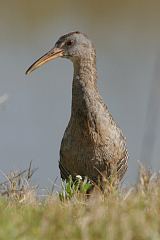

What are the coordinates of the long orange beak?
(26, 47, 64, 75)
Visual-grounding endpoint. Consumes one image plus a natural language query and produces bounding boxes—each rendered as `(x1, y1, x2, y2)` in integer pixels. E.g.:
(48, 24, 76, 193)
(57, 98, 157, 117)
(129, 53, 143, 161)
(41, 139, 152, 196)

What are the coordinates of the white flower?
(76, 175, 82, 180)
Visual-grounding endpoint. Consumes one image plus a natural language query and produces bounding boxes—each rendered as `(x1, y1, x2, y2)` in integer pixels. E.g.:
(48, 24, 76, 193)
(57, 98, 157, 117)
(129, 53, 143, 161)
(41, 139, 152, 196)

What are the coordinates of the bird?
(26, 31, 128, 188)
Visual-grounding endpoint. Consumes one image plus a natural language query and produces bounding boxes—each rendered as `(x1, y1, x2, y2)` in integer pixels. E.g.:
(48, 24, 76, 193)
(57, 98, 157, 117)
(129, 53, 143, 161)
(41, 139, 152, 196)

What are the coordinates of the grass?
(0, 165, 160, 240)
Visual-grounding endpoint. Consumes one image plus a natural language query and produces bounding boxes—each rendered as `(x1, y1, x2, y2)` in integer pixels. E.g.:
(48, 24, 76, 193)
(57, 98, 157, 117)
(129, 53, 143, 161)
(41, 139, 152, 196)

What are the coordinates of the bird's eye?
(66, 40, 73, 46)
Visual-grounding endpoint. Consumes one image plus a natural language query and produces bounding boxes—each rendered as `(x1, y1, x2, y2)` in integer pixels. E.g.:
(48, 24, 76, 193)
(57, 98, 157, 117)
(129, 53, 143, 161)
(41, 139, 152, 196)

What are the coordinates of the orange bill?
(26, 48, 64, 75)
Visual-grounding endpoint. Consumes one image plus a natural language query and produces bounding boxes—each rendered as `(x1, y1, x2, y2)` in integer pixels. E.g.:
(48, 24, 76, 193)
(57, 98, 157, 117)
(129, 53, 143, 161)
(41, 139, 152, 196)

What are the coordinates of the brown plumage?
(26, 31, 128, 188)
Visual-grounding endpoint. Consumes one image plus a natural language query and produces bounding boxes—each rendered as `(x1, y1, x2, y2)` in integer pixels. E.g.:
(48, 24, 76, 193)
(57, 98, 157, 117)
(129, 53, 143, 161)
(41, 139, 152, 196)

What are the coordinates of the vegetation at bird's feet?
(58, 175, 92, 201)
(0, 165, 160, 239)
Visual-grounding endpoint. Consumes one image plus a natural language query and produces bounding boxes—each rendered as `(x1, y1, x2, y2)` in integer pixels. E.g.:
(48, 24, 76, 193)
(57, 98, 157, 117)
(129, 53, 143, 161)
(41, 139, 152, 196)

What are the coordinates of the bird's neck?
(71, 58, 98, 115)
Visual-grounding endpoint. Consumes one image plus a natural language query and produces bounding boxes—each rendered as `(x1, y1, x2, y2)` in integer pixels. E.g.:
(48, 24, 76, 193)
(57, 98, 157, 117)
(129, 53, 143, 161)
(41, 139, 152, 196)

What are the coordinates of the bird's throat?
(71, 59, 98, 117)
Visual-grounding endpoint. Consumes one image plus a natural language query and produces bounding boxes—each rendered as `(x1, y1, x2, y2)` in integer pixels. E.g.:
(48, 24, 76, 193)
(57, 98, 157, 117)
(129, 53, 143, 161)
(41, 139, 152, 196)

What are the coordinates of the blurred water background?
(0, 1, 160, 188)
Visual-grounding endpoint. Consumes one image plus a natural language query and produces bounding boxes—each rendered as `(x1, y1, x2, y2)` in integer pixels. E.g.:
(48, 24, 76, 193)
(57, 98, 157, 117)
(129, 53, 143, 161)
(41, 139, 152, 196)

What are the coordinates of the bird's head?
(26, 31, 95, 75)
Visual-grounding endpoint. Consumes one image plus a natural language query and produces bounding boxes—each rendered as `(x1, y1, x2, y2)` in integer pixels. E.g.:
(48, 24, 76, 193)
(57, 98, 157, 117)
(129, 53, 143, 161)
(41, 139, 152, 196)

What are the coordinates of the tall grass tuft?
(0, 161, 38, 204)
